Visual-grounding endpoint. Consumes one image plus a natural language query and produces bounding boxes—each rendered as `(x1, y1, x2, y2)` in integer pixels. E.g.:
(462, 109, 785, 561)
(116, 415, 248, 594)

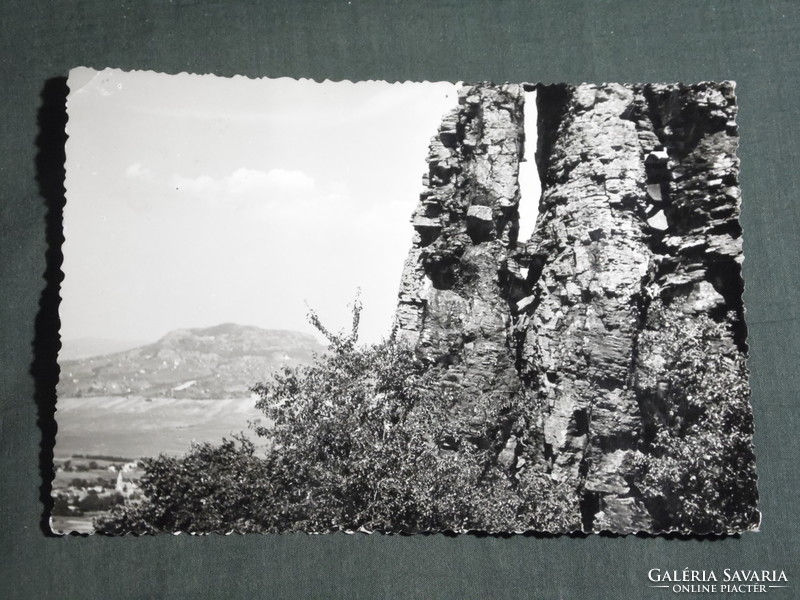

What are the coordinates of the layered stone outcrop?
(394, 81, 753, 533)
(642, 83, 745, 330)
(395, 84, 528, 429)
(522, 84, 655, 531)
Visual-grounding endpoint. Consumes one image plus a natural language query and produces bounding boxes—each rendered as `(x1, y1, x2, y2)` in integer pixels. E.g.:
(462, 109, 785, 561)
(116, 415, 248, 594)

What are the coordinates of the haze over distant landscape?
(62, 70, 458, 347)
(59, 337, 149, 361)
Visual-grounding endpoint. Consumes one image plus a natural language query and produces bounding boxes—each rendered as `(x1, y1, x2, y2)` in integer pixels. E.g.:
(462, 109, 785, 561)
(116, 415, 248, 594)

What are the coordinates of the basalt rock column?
(523, 84, 654, 532)
(394, 84, 527, 434)
(394, 81, 755, 533)
(644, 82, 745, 325)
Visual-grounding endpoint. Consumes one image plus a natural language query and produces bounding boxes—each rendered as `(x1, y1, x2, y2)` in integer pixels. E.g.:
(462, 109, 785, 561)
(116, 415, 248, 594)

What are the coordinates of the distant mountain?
(59, 337, 150, 361)
(57, 323, 327, 399)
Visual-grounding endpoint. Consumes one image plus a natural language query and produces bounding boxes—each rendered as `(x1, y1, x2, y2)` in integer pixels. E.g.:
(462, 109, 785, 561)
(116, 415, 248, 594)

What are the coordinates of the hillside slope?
(58, 323, 326, 399)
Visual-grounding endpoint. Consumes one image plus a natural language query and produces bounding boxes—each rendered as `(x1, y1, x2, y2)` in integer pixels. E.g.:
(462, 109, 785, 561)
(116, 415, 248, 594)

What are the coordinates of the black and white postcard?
(53, 69, 758, 536)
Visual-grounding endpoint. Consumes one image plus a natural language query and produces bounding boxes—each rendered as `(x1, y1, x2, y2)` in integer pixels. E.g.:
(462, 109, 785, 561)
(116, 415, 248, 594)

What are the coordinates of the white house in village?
(115, 470, 139, 499)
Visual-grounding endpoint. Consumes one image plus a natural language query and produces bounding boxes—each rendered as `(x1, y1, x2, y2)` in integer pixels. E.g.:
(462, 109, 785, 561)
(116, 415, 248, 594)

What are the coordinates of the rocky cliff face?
(395, 81, 755, 533)
(395, 84, 529, 436)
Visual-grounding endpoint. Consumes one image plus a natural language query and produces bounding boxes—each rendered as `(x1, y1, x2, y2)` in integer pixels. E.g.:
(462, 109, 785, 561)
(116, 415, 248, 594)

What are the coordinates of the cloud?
(172, 168, 317, 205)
(125, 162, 152, 179)
(229, 168, 315, 194)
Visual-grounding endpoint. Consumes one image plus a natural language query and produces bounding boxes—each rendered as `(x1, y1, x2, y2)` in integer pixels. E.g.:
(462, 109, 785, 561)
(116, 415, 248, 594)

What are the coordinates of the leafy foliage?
(96, 302, 578, 534)
(631, 301, 759, 532)
(250, 323, 578, 532)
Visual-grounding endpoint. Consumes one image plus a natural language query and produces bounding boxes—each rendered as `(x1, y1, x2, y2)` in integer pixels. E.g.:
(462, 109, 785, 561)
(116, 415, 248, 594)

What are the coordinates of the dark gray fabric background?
(1, 1, 797, 598)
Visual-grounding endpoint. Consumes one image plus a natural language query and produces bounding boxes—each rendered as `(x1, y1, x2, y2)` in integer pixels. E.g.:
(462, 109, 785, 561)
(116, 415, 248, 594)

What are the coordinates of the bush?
(631, 301, 759, 532)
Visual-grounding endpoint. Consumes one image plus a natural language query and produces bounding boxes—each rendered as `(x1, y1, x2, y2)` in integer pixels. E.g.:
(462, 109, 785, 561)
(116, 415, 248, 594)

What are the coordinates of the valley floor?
(51, 396, 268, 534)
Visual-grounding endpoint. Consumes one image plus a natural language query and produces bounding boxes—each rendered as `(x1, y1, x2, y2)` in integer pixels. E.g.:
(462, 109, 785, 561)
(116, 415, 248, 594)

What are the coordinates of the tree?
(52, 494, 77, 517)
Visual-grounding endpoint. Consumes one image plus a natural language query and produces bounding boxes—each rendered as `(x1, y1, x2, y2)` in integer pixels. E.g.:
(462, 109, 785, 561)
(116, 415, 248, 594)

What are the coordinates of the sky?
(62, 69, 539, 346)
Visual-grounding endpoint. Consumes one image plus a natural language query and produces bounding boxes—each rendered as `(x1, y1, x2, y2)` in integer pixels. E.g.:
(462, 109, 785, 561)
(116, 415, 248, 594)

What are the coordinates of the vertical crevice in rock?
(516, 86, 542, 244)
